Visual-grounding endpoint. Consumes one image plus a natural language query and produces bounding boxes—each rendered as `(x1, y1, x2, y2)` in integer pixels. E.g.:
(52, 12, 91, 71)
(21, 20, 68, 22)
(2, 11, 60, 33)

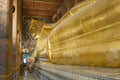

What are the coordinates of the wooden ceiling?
(22, 0, 64, 23)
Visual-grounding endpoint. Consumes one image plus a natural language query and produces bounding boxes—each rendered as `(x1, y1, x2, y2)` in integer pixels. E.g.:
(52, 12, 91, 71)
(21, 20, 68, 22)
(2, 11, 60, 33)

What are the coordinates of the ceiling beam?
(23, 1, 60, 9)
(23, 12, 53, 17)
(22, 8, 55, 15)
(22, 7, 57, 11)
(23, 13, 52, 19)
(23, 0, 63, 4)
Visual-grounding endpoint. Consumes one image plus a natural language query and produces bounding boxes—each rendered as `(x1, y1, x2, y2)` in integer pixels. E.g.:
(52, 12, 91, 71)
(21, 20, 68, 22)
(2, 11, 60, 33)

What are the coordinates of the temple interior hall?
(0, 0, 120, 80)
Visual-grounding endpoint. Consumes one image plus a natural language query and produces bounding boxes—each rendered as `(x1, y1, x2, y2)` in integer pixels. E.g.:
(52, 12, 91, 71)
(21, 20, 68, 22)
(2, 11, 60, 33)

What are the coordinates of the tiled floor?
(19, 70, 39, 80)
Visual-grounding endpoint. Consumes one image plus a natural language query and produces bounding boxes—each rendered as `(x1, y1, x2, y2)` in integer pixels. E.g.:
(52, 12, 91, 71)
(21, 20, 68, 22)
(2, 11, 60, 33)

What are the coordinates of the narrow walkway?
(19, 70, 39, 80)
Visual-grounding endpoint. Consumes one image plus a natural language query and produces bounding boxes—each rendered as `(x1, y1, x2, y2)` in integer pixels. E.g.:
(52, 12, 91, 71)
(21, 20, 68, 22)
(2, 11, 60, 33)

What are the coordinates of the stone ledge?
(33, 62, 120, 80)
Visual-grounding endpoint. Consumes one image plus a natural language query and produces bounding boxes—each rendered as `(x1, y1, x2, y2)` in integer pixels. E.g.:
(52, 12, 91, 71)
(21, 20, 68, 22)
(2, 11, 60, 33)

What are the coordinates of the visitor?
(27, 54, 34, 73)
